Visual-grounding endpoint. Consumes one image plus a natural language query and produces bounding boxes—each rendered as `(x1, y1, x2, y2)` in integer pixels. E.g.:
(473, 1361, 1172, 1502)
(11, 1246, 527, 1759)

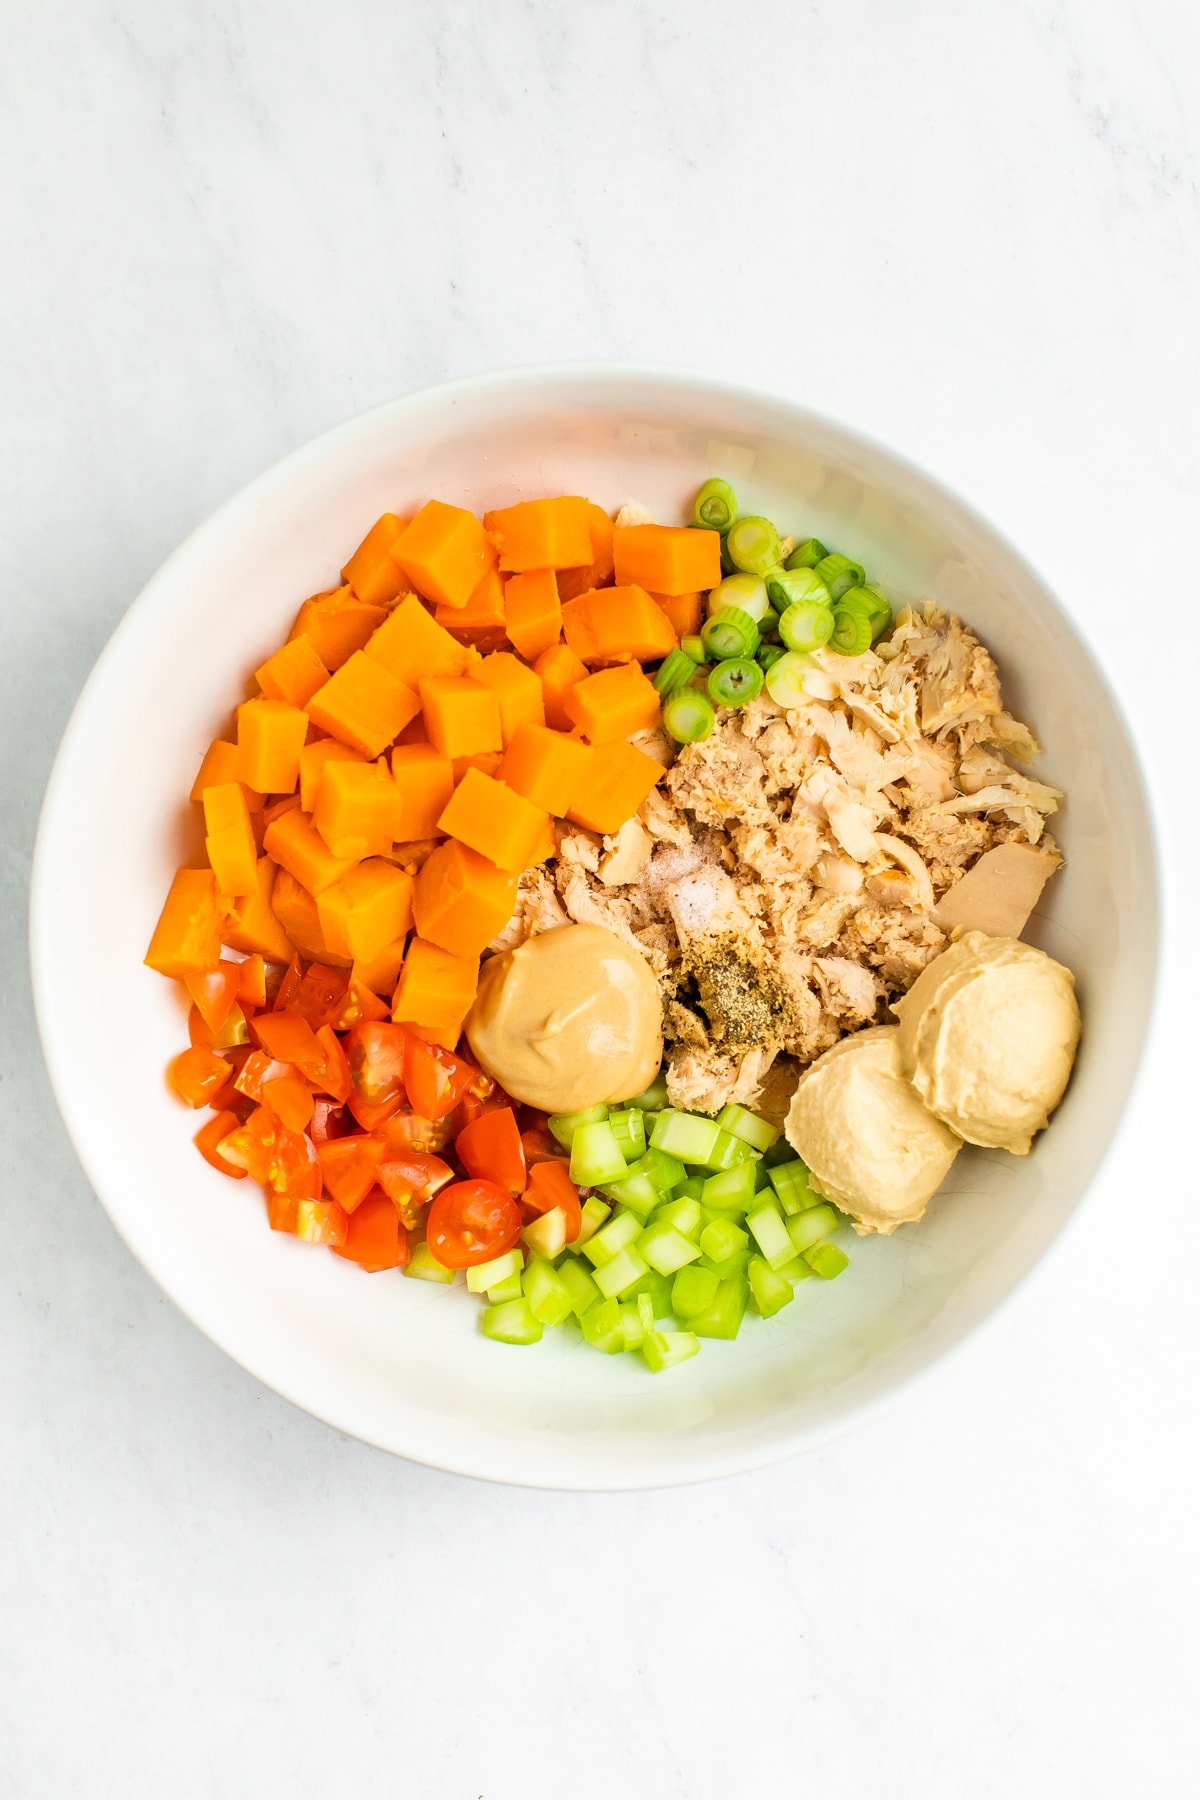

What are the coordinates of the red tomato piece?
(404, 1037, 476, 1122)
(194, 1110, 247, 1179)
(455, 1106, 527, 1197)
(333, 1192, 410, 1272)
(189, 1001, 248, 1051)
(232, 1050, 292, 1104)
(332, 979, 391, 1030)
(425, 1179, 522, 1268)
(220, 1106, 321, 1200)
(168, 1046, 231, 1109)
(313, 1024, 352, 1103)
(288, 962, 350, 1030)
(381, 1108, 455, 1155)
(273, 955, 304, 1012)
(344, 1020, 409, 1127)
(317, 1135, 385, 1213)
(184, 963, 242, 1035)
(523, 1160, 582, 1241)
(253, 1011, 326, 1081)
(310, 1096, 354, 1142)
(294, 1197, 348, 1247)
(236, 953, 268, 1010)
(266, 1192, 300, 1234)
(262, 1072, 315, 1133)
(520, 1123, 566, 1167)
(376, 1151, 454, 1227)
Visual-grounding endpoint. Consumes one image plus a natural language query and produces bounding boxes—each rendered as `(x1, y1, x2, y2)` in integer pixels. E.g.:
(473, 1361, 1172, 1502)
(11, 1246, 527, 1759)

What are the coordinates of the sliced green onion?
(557, 1256, 601, 1318)
(651, 1110, 723, 1165)
(768, 1158, 822, 1215)
(671, 1264, 720, 1320)
(662, 688, 716, 745)
(726, 516, 782, 577)
(701, 606, 760, 662)
(764, 649, 819, 709)
(707, 573, 771, 624)
(638, 1220, 702, 1276)
(804, 1241, 850, 1280)
(778, 602, 835, 654)
(693, 477, 738, 532)
(766, 566, 831, 613)
(745, 1201, 794, 1271)
(404, 1242, 457, 1283)
(688, 1271, 749, 1340)
(814, 552, 865, 601)
(706, 657, 764, 709)
(548, 1103, 609, 1150)
(653, 648, 699, 698)
(861, 582, 893, 640)
(787, 1203, 841, 1255)
(642, 1328, 701, 1372)
(481, 1297, 543, 1344)
(573, 1195, 611, 1249)
(719, 537, 736, 577)
(581, 1296, 624, 1353)
(785, 536, 828, 570)
(680, 633, 705, 662)
(747, 1255, 795, 1318)
(466, 1248, 524, 1294)
(592, 1243, 650, 1300)
(829, 607, 873, 656)
(757, 643, 787, 672)
(715, 1103, 780, 1152)
(626, 1073, 669, 1112)
(607, 1108, 647, 1161)
(700, 1162, 759, 1214)
(569, 1120, 628, 1186)
(582, 1208, 643, 1268)
(522, 1258, 574, 1326)
(652, 1195, 704, 1241)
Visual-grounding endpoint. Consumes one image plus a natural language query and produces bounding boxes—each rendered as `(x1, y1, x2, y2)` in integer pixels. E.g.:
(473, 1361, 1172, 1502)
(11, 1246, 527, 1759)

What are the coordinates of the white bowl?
(30, 367, 1159, 1489)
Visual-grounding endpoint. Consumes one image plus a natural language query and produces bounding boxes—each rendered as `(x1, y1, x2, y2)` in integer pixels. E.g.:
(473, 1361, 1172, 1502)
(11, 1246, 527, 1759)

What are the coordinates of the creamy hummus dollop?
(466, 923, 664, 1114)
(784, 1026, 961, 1234)
(893, 930, 1081, 1154)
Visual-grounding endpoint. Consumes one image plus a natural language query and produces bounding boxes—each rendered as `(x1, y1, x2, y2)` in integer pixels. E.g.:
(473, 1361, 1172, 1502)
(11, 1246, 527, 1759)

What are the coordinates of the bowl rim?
(29, 360, 1166, 1489)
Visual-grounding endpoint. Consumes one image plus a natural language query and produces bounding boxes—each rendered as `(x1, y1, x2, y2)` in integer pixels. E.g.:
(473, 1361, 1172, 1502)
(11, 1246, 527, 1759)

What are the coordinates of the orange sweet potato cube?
(566, 741, 665, 836)
(419, 677, 503, 759)
(263, 806, 359, 895)
(289, 586, 387, 672)
(612, 524, 722, 595)
(563, 662, 661, 744)
(434, 567, 506, 639)
(189, 739, 262, 810)
(471, 652, 545, 744)
(312, 758, 399, 861)
(532, 642, 587, 730)
(498, 723, 592, 816)
(352, 935, 409, 998)
(306, 651, 421, 757)
(364, 593, 471, 687)
(254, 637, 330, 708)
(483, 497, 593, 572)
(219, 857, 296, 963)
(503, 568, 562, 660)
(391, 937, 480, 1050)
(236, 698, 309, 795)
(145, 868, 223, 977)
(391, 744, 455, 841)
(298, 738, 367, 813)
(412, 839, 519, 959)
(270, 867, 350, 967)
(393, 501, 493, 611)
(437, 767, 550, 872)
(340, 514, 411, 608)
(202, 782, 259, 897)
(316, 859, 414, 964)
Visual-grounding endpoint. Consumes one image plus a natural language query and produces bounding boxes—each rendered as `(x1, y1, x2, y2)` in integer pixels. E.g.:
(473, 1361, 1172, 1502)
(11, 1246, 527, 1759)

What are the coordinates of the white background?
(2, 2, 1197, 1796)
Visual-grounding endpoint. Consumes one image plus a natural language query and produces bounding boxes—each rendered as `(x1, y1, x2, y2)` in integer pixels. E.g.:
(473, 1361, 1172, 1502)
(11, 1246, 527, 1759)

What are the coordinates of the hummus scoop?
(465, 923, 664, 1114)
(784, 1026, 961, 1234)
(893, 930, 1081, 1154)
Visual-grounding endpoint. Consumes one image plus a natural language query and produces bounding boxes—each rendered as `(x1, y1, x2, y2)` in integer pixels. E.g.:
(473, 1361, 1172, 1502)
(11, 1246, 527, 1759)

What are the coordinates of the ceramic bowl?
(30, 367, 1160, 1488)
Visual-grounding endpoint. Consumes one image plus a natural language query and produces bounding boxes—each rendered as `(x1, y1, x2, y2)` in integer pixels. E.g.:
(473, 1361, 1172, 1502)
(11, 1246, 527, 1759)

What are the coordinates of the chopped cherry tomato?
(266, 1192, 299, 1233)
(376, 1151, 454, 1228)
(262, 1072, 315, 1134)
(317, 1135, 385, 1213)
(288, 962, 350, 1030)
(184, 963, 242, 1035)
(333, 1192, 410, 1272)
(194, 1110, 247, 1179)
(233, 1050, 292, 1104)
(521, 1123, 567, 1167)
(523, 1160, 582, 1242)
(219, 1106, 321, 1200)
(310, 1096, 354, 1143)
(168, 1046, 231, 1109)
(253, 1011, 326, 1081)
(448, 1091, 486, 1135)
(344, 1021, 409, 1127)
(235, 953, 268, 1010)
(189, 1001, 249, 1051)
(425, 1179, 521, 1268)
(332, 979, 390, 1029)
(313, 1024, 351, 1103)
(273, 955, 304, 1012)
(404, 1038, 476, 1121)
(294, 1196, 348, 1246)
(455, 1107, 527, 1197)
(381, 1108, 455, 1155)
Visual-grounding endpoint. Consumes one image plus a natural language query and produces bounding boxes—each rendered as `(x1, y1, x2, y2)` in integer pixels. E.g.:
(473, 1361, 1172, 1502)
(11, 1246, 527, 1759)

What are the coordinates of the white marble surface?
(2, 1, 1198, 1794)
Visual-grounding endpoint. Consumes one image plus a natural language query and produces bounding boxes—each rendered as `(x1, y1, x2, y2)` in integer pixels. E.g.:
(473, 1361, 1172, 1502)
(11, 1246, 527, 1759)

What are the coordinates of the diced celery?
(699, 1217, 749, 1264)
(701, 1162, 758, 1213)
(522, 1258, 574, 1326)
(466, 1248, 524, 1294)
(629, 1269, 673, 1319)
(619, 1300, 645, 1351)
(626, 1147, 686, 1195)
(581, 1297, 624, 1353)
(637, 1291, 655, 1339)
(675, 1176, 707, 1202)
(787, 1204, 841, 1255)
(405, 1242, 457, 1283)
(592, 1244, 650, 1299)
(650, 1109, 723, 1165)
(547, 1103, 609, 1150)
(583, 1208, 643, 1268)
(638, 1220, 702, 1276)
(804, 1241, 850, 1280)
(672, 1264, 720, 1320)
(626, 1073, 669, 1111)
(745, 1201, 795, 1271)
(522, 1206, 568, 1260)
(570, 1120, 628, 1186)
(607, 1108, 647, 1161)
(769, 1158, 821, 1214)
(598, 1171, 661, 1218)
(557, 1256, 601, 1317)
(703, 1128, 754, 1172)
(747, 1255, 795, 1318)
(642, 1329, 701, 1373)
(688, 1272, 749, 1340)
(716, 1103, 780, 1152)
(651, 1195, 704, 1241)
(574, 1195, 611, 1248)
(753, 1159, 774, 1191)
(700, 1248, 750, 1280)
(486, 1271, 525, 1304)
(481, 1297, 543, 1344)
(762, 1137, 796, 1167)
(778, 1255, 814, 1283)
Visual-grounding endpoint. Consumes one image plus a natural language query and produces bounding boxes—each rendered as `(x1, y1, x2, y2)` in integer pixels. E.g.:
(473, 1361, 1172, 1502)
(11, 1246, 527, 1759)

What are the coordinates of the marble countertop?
(2, 2, 1197, 1795)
